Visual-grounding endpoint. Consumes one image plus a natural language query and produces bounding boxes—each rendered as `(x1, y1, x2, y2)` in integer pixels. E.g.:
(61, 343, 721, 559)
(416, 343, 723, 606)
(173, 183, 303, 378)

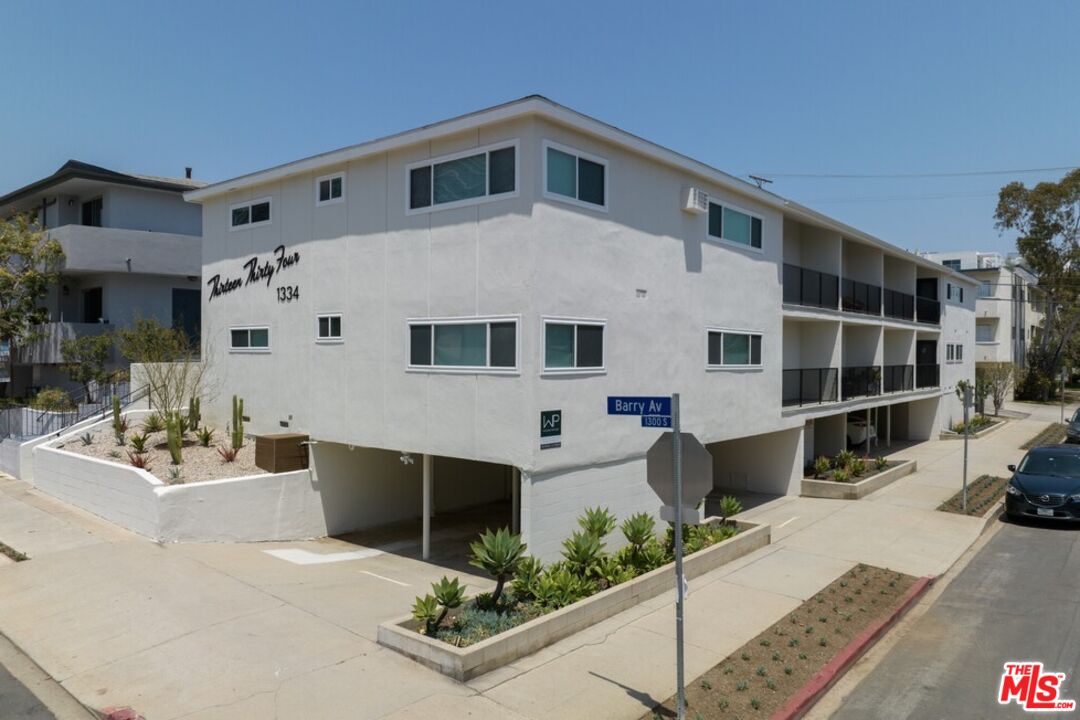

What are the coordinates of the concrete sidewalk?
(0, 401, 1067, 720)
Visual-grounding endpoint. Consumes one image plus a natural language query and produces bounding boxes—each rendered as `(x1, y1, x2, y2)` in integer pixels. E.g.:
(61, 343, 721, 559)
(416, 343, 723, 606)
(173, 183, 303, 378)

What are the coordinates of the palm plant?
(578, 506, 617, 539)
(468, 527, 526, 606)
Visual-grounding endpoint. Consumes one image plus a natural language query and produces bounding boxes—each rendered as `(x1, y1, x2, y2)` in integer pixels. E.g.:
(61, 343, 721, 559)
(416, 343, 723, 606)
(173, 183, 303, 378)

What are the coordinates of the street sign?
(646, 431, 713, 510)
(540, 410, 562, 450)
(607, 396, 671, 417)
(642, 415, 672, 428)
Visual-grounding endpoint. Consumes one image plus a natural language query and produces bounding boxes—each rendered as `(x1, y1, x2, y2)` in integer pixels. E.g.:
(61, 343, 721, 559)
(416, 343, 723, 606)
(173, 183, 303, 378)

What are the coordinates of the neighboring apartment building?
(922, 251, 1044, 369)
(185, 96, 976, 560)
(0, 161, 205, 397)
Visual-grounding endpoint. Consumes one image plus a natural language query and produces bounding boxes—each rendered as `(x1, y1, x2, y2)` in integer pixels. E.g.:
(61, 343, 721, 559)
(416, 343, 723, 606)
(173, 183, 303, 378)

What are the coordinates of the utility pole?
(962, 385, 971, 513)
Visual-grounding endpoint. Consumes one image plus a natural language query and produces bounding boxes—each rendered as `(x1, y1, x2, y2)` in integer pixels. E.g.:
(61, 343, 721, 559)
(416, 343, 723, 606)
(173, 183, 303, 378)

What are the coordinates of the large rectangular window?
(230, 198, 272, 229)
(976, 324, 994, 342)
(543, 320, 605, 372)
(707, 202, 763, 249)
(408, 318, 517, 371)
(544, 142, 607, 210)
(230, 326, 270, 351)
(408, 142, 517, 212)
(707, 330, 762, 367)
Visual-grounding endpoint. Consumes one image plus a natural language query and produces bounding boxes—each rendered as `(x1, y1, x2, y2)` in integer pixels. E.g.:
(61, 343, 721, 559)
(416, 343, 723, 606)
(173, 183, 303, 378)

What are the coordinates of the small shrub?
(755, 665, 766, 677)
(129, 432, 150, 454)
(766, 679, 777, 690)
(736, 681, 748, 692)
(718, 699, 729, 710)
(532, 567, 592, 610)
(167, 466, 182, 483)
(719, 495, 742, 524)
(29, 387, 74, 412)
(759, 639, 770, 647)
(217, 445, 239, 463)
(561, 530, 604, 574)
(788, 638, 799, 647)
(819, 637, 828, 647)
(127, 452, 151, 470)
(799, 652, 808, 660)
(741, 651, 751, 661)
(411, 594, 440, 635)
(875, 455, 888, 471)
(142, 413, 165, 433)
(813, 455, 831, 478)
(784, 665, 793, 675)
(700, 679, 712, 690)
(832, 467, 851, 483)
(79, 432, 93, 446)
(511, 556, 543, 601)
(114, 431, 126, 447)
(750, 698, 761, 710)
(771, 650, 780, 661)
(196, 426, 214, 448)
(107, 450, 121, 459)
(578, 506, 617, 538)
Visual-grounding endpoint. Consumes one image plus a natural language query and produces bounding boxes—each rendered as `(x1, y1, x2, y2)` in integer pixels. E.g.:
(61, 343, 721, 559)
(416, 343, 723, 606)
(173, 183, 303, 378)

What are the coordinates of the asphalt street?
(0, 661, 56, 720)
(833, 514, 1080, 719)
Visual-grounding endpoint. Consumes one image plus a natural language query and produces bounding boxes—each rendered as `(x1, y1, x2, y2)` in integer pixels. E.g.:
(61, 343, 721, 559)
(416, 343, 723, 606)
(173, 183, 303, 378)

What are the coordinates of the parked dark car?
(1066, 408, 1080, 444)
(1005, 444, 1080, 521)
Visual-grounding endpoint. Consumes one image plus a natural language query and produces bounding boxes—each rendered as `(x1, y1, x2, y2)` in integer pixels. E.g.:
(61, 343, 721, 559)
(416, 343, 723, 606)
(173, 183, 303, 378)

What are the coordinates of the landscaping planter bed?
(939, 417, 1006, 441)
(1020, 423, 1066, 450)
(640, 564, 919, 719)
(377, 519, 771, 681)
(801, 459, 917, 500)
(938, 475, 1007, 517)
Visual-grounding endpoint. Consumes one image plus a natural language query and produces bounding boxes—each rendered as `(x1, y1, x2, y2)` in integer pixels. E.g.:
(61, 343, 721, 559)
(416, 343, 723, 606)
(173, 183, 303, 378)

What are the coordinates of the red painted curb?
(769, 575, 935, 720)
(100, 707, 145, 720)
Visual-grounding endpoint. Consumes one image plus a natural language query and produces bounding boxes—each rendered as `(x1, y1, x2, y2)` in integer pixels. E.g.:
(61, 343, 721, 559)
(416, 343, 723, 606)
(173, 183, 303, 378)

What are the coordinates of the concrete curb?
(801, 459, 917, 500)
(979, 502, 1004, 533)
(769, 575, 935, 720)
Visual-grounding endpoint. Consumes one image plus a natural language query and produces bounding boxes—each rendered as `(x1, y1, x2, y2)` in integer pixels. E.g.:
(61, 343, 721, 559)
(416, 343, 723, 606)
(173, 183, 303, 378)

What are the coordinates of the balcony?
(12, 322, 112, 365)
(916, 297, 941, 325)
(783, 264, 839, 310)
(883, 364, 914, 393)
(48, 224, 200, 277)
(916, 364, 940, 389)
(782, 368, 839, 407)
(841, 279, 882, 316)
(883, 289, 915, 321)
(841, 365, 882, 400)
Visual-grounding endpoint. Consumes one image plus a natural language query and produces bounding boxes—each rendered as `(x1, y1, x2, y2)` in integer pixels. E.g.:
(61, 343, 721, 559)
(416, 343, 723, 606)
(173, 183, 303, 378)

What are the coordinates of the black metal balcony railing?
(916, 364, 940, 388)
(916, 297, 941, 325)
(841, 278, 882, 316)
(883, 289, 915, 321)
(841, 365, 882, 400)
(783, 264, 839, 310)
(883, 364, 914, 393)
(782, 368, 839, 407)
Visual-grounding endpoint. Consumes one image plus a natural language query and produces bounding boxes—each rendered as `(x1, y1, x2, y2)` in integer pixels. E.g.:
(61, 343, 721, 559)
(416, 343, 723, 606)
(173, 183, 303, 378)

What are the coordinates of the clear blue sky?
(4, 0, 1078, 255)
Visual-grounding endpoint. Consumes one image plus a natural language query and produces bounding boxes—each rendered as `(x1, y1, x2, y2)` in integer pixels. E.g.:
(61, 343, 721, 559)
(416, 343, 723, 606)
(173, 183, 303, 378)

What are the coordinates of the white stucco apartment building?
(922, 250, 1044, 368)
(186, 97, 975, 560)
(0, 161, 204, 397)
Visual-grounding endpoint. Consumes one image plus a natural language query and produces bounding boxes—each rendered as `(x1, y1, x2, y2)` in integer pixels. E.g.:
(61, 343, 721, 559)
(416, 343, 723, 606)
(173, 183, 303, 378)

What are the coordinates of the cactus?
(231, 395, 244, 450)
(188, 396, 201, 431)
(165, 411, 183, 465)
(112, 395, 122, 434)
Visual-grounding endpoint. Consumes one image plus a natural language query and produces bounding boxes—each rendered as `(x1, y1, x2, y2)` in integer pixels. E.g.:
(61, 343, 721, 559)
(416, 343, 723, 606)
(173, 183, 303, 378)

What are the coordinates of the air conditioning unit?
(683, 187, 709, 214)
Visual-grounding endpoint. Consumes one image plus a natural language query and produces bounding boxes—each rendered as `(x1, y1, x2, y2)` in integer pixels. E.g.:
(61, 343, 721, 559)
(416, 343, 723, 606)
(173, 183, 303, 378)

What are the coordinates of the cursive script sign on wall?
(207, 244, 301, 301)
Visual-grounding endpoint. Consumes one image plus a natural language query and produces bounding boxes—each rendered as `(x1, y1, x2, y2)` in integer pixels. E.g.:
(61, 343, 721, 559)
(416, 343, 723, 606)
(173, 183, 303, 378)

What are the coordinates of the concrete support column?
(511, 467, 521, 534)
(422, 453, 432, 560)
(887, 405, 892, 448)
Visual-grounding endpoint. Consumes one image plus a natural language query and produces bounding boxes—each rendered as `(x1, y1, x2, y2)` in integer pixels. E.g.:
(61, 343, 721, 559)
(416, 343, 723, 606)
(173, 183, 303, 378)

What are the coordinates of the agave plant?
(561, 530, 604, 575)
(621, 512, 655, 549)
(640, 539, 670, 571)
(430, 576, 466, 629)
(813, 455, 832, 478)
(79, 432, 93, 446)
(875, 455, 888, 471)
(532, 568, 593, 610)
(718, 496, 742, 526)
(127, 451, 151, 471)
(510, 556, 543, 601)
(142, 413, 165, 434)
(218, 445, 239, 463)
(588, 554, 635, 589)
(468, 527, 526, 607)
(578, 506, 617, 539)
(196, 426, 215, 448)
(835, 449, 858, 471)
(833, 467, 851, 483)
(411, 594, 440, 634)
(129, 431, 150, 454)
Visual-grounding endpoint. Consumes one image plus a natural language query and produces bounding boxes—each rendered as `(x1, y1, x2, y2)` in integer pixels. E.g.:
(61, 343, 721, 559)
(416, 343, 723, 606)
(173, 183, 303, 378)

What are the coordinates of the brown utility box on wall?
(254, 433, 309, 473)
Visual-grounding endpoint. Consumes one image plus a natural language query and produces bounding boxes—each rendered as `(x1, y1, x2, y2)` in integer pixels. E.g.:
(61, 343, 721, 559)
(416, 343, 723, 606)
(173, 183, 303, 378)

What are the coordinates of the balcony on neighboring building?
(916, 364, 940, 388)
(783, 264, 840, 310)
(841, 278, 882, 316)
(841, 365, 882, 400)
(48, 224, 201, 277)
(782, 367, 839, 407)
(883, 364, 914, 393)
(883, 289, 915, 321)
(916, 297, 941, 325)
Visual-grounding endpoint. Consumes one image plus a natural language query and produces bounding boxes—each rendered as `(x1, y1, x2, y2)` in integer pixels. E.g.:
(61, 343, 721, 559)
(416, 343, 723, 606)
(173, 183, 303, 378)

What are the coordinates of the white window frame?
(229, 325, 271, 353)
(540, 317, 607, 376)
(405, 315, 520, 375)
(705, 199, 765, 255)
(705, 327, 764, 370)
(976, 323, 996, 344)
(315, 172, 345, 207)
(405, 140, 520, 216)
(315, 313, 343, 343)
(228, 197, 272, 231)
(541, 139, 609, 213)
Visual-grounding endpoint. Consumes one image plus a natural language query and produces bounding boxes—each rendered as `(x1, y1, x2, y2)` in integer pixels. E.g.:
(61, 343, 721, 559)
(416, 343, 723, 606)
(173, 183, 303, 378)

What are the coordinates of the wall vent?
(683, 187, 709, 214)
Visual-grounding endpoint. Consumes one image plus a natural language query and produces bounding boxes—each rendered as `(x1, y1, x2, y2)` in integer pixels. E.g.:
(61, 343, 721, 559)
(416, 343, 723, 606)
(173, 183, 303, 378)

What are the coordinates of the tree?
(0, 214, 64, 397)
(116, 317, 206, 412)
(60, 332, 114, 403)
(978, 362, 1015, 415)
(995, 169, 1080, 400)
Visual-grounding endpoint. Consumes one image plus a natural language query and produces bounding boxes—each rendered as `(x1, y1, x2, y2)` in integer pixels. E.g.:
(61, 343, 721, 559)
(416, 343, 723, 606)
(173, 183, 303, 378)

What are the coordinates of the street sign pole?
(963, 386, 971, 513)
(1062, 367, 1067, 425)
(672, 392, 685, 720)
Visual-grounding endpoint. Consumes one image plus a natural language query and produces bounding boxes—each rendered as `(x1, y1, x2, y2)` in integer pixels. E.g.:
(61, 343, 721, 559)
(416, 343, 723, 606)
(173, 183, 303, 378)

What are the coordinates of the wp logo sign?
(999, 662, 1076, 712)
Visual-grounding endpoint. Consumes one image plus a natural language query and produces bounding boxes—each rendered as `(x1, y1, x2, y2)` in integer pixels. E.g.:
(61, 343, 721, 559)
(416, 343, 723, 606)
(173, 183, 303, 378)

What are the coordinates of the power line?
(806, 191, 999, 204)
(750, 165, 1079, 180)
